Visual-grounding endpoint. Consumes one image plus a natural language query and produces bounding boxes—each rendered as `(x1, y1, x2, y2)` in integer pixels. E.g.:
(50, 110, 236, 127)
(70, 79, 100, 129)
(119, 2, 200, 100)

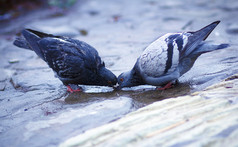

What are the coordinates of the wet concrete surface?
(60, 75, 238, 147)
(0, 0, 238, 146)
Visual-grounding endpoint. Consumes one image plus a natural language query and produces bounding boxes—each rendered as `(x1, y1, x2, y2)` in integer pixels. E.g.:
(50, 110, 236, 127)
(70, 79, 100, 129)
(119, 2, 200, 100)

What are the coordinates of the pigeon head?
(118, 69, 143, 89)
(118, 71, 133, 89)
(98, 67, 117, 87)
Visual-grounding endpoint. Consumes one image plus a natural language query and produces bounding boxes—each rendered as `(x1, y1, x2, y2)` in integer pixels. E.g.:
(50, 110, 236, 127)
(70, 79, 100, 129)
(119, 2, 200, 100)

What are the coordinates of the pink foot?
(67, 85, 82, 93)
(157, 82, 173, 90)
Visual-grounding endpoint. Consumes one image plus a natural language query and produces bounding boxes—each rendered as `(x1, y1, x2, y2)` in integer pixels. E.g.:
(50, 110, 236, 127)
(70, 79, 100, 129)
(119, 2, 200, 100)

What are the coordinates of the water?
(0, 0, 238, 146)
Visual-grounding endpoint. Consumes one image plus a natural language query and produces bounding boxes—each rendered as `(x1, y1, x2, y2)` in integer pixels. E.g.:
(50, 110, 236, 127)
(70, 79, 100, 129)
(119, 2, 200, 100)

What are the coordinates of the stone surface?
(0, 0, 238, 146)
(18, 97, 132, 147)
(227, 23, 238, 34)
(0, 82, 6, 91)
(60, 74, 238, 147)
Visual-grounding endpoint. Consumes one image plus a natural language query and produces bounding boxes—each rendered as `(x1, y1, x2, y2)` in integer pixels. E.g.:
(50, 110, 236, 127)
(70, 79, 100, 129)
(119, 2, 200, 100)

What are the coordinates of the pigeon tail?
(191, 20, 220, 41)
(21, 29, 45, 60)
(13, 37, 32, 50)
(217, 43, 230, 49)
(181, 21, 220, 58)
(13, 28, 54, 51)
(191, 43, 229, 55)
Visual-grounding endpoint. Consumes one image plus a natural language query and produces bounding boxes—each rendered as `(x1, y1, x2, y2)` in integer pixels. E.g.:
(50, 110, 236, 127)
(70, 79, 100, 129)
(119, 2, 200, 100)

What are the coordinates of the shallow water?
(0, 0, 238, 146)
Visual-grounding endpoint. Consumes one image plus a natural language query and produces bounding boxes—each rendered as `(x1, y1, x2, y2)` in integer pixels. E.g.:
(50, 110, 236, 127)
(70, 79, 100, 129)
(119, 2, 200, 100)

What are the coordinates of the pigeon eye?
(120, 78, 124, 82)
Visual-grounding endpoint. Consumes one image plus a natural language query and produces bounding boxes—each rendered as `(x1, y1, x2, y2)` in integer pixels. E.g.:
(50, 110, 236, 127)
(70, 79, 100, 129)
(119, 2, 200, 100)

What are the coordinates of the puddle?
(1, 0, 238, 147)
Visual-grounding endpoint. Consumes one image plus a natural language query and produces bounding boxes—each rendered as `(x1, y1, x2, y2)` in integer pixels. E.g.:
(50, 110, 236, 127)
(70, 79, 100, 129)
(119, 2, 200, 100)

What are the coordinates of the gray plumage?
(13, 29, 117, 90)
(118, 21, 229, 89)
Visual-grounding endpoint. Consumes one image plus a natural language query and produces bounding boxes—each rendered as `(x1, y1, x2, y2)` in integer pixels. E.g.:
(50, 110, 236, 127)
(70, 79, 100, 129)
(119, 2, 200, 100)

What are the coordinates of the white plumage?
(138, 33, 189, 77)
(118, 21, 229, 89)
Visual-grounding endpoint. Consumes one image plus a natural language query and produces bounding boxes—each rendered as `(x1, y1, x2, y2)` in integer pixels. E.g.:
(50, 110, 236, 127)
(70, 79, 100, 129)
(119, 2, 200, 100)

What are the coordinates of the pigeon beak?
(113, 84, 121, 91)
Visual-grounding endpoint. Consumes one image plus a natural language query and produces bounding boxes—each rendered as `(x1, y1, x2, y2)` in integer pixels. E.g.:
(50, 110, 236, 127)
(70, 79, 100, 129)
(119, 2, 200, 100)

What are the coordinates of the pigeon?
(118, 21, 229, 90)
(13, 29, 117, 92)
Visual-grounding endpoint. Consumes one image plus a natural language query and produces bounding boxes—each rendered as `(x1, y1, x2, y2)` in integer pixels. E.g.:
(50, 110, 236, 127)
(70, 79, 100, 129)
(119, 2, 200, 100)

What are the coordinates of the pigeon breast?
(138, 33, 188, 77)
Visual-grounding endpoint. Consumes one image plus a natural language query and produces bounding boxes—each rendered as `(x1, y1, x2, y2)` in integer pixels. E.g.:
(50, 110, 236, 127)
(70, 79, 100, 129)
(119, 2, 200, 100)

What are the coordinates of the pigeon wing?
(38, 38, 101, 81)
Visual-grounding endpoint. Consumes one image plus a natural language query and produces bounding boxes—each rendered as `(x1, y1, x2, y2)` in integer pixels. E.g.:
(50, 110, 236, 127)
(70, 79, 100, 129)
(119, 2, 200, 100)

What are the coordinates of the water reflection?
(64, 83, 191, 109)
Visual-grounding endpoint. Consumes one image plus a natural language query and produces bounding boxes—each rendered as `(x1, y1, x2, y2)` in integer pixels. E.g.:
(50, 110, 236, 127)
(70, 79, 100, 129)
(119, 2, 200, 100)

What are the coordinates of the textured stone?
(0, 82, 6, 91)
(0, 69, 8, 82)
(60, 74, 238, 147)
(227, 23, 238, 34)
(1, 0, 238, 146)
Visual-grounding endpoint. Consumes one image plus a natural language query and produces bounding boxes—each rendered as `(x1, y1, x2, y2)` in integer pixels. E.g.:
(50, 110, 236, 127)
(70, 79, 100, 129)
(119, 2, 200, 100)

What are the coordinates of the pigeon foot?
(157, 82, 173, 90)
(67, 85, 82, 93)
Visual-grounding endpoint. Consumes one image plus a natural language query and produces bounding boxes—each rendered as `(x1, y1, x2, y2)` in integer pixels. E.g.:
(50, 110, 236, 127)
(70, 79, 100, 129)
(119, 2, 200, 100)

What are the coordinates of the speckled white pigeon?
(118, 21, 229, 89)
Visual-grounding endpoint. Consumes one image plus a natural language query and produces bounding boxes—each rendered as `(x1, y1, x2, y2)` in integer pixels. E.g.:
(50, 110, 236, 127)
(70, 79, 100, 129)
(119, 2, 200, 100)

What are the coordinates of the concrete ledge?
(60, 74, 238, 147)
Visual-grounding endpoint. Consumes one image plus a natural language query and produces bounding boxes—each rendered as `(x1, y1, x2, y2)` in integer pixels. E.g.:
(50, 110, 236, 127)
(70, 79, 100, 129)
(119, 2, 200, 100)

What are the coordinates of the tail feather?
(24, 29, 55, 38)
(217, 43, 230, 49)
(13, 29, 61, 59)
(20, 29, 45, 60)
(181, 21, 220, 59)
(13, 37, 32, 50)
(191, 20, 220, 41)
(191, 42, 229, 55)
(179, 42, 229, 76)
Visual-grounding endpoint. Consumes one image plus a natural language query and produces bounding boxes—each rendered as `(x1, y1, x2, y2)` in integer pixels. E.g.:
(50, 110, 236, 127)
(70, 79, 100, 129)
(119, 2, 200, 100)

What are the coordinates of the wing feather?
(37, 37, 102, 79)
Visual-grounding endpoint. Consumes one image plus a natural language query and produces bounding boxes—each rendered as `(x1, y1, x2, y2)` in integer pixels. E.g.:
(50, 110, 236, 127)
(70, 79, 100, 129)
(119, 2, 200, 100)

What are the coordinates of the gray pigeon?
(118, 21, 229, 89)
(13, 29, 117, 92)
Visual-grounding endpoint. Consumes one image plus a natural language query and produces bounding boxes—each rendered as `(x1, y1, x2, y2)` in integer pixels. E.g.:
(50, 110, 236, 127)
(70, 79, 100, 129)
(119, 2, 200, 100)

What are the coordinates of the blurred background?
(0, 0, 77, 19)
